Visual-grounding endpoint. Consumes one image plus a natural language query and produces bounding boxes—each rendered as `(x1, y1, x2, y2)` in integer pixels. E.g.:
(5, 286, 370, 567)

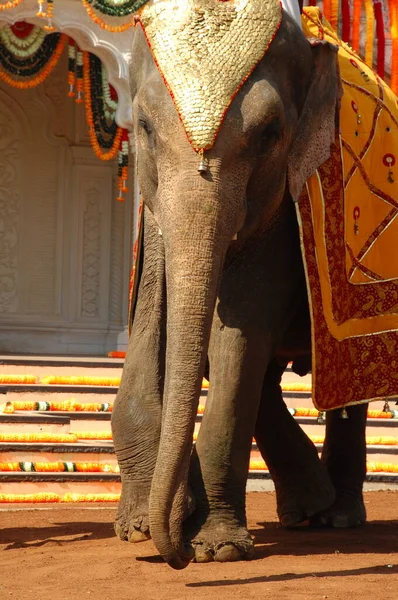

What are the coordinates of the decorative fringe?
(330, 0, 339, 31)
(374, 0, 385, 79)
(389, 0, 398, 94)
(364, 0, 375, 68)
(351, 0, 362, 53)
(341, 0, 351, 43)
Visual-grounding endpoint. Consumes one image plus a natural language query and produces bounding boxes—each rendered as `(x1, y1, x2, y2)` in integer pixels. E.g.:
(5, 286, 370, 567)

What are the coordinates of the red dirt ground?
(0, 491, 397, 600)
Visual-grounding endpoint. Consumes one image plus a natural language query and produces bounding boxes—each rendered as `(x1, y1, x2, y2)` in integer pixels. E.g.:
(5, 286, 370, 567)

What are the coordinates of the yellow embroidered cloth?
(299, 8, 398, 410)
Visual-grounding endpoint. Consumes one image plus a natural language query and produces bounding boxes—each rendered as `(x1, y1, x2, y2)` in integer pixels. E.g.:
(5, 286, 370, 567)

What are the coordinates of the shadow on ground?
(0, 521, 115, 549)
(186, 563, 398, 587)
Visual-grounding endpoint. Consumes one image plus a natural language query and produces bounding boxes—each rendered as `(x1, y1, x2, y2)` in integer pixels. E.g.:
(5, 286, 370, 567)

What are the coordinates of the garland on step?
(0, 23, 66, 89)
(41, 375, 121, 386)
(0, 461, 118, 472)
(0, 432, 78, 443)
(0, 492, 120, 503)
(0, 374, 38, 384)
(3, 430, 393, 446)
(0, 400, 113, 413)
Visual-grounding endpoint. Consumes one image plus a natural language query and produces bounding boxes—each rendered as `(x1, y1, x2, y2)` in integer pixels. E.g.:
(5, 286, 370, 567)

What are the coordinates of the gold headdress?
(135, 0, 282, 152)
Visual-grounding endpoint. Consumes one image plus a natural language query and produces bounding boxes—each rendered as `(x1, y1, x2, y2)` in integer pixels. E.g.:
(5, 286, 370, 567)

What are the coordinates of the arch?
(0, 0, 133, 129)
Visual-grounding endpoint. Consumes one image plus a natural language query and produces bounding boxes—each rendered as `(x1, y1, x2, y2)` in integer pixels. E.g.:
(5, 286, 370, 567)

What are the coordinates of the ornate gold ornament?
(138, 0, 282, 152)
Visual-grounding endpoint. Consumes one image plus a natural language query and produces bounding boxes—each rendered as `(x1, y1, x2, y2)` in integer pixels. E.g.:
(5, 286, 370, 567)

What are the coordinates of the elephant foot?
(310, 489, 366, 528)
(114, 478, 151, 543)
(276, 468, 336, 528)
(186, 518, 254, 563)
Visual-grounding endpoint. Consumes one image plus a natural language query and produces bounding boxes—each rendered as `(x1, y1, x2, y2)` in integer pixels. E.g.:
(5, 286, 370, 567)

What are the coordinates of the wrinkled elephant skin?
(111, 12, 367, 569)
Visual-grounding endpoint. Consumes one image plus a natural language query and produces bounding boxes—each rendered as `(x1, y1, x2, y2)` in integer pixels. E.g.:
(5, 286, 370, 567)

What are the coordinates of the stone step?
(2, 410, 398, 438)
(0, 355, 124, 378)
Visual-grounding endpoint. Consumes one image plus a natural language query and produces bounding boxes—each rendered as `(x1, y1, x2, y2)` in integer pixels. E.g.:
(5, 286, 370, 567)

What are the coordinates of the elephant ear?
(287, 39, 342, 202)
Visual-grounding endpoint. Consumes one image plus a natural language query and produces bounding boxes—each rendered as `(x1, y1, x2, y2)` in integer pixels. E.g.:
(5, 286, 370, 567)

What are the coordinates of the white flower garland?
(101, 63, 117, 120)
(0, 25, 46, 57)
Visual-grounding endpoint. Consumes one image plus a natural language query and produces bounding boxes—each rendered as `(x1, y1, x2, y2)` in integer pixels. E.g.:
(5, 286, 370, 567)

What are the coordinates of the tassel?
(364, 0, 375, 68)
(340, 407, 349, 419)
(374, 0, 385, 79)
(389, 0, 398, 94)
(330, 0, 339, 31)
(352, 0, 362, 53)
(323, 0, 332, 24)
(341, 0, 351, 43)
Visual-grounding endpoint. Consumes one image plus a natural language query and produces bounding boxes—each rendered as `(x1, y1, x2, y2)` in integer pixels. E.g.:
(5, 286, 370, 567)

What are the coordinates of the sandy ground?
(0, 491, 397, 600)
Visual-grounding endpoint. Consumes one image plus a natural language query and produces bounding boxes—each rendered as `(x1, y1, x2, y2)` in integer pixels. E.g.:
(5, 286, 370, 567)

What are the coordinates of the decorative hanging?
(82, 50, 123, 160)
(81, 49, 130, 200)
(389, 0, 398, 94)
(374, 0, 385, 78)
(351, 0, 362, 54)
(81, 0, 136, 32)
(0, 0, 23, 10)
(0, 22, 66, 88)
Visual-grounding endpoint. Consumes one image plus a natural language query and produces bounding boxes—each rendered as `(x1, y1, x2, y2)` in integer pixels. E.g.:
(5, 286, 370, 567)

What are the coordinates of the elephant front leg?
(185, 324, 267, 563)
(111, 210, 166, 543)
(255, 360, 335, 528)
(312, 403, 367, 528)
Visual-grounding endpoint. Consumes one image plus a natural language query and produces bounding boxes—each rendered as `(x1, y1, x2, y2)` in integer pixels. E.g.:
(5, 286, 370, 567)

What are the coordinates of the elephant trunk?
(148, 181, 235, 569)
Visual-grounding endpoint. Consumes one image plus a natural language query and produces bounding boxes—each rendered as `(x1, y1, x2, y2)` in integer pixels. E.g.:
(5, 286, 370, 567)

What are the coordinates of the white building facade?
(0, 0, 137, 355)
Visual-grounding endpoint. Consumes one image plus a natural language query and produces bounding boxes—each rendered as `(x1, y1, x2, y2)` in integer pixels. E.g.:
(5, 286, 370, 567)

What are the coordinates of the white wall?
(0, 53, 133, 355)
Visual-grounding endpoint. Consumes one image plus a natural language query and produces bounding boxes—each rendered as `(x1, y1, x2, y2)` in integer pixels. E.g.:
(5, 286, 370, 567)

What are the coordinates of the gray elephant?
(111, 2, 368, 570)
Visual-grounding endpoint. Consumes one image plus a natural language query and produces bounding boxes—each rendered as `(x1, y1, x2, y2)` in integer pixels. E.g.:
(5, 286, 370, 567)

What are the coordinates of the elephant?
(111, 5, 368, 570)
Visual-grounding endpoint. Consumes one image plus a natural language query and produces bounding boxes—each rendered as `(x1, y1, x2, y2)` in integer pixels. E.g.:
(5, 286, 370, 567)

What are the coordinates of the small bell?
(382, 400, 391, 413)
(198, 151, 209, 174)
(340, 407, 349, 419)
(317, 411, 326, 424)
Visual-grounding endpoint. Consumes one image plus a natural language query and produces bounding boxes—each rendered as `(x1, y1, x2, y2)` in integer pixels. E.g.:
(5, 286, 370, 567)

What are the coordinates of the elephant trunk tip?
(167, 546, 194, 570)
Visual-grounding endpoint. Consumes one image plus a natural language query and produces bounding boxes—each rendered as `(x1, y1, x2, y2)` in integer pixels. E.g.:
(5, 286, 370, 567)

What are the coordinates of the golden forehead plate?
(139, 0, 282, 151)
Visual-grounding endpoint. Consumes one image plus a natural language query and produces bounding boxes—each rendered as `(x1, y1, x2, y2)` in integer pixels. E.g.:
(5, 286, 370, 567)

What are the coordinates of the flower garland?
(0, 492, 120, 503)
(0, 0, 23, 11)
(0, 26, 67, 89)
(0, 432, 78, 442)
(41, 375, 121, 385)
(82, 50, 122, 160)
(0, 399, 113, 413)
(81, 0, 136, 33)
(2, 459, 398, 476)
(0, 461, 118, 472)
(85, 0, 147, 18)
(0, 374, 38, 384)
(107, 351, 126, 358)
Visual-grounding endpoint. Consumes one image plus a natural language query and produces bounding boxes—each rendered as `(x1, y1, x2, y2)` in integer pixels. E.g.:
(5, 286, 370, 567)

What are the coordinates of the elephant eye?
(258, 118, 280, 156)
(138, 116, 152, 135)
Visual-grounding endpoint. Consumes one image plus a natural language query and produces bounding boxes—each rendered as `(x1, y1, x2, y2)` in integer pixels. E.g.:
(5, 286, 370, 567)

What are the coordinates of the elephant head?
(129, 1, 341, 569)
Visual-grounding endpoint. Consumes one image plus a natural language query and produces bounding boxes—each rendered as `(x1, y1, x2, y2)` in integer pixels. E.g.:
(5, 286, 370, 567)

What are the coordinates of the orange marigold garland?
(41, 375, 121, 385)
(0, 0, 23, 10)
(81, 0, 136, 33)
(351, 0, 362, 53)
(364, 0, 375, 67)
